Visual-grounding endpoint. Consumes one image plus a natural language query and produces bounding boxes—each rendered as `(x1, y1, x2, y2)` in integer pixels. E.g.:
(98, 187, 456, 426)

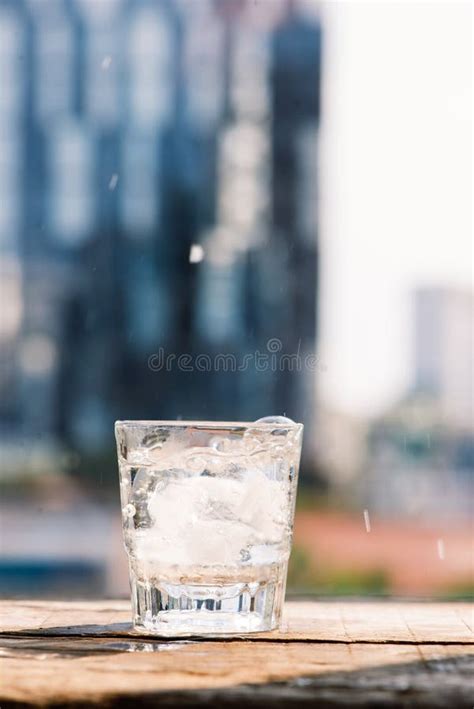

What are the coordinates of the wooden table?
(1, 599, 473, 707)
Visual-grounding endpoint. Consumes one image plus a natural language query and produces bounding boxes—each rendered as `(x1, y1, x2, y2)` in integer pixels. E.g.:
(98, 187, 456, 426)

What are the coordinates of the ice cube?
(135, 460, 290, 567)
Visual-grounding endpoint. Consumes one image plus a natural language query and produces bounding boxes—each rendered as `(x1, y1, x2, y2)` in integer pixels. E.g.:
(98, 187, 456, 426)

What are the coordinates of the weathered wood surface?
(1, 600, 473, 707)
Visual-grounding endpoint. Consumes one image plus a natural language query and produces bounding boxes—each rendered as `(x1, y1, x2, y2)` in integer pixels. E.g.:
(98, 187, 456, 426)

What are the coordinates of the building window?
(231, 28, 270, 122)
(128, 7, 173, 129)
(85, 27, 120, 127)
(35, 12, 74, 121)
(183, 4, 224, 130)
(0, 8, 24, 127)
(121, 131, 160, 236)
(49, 120, 95, 245)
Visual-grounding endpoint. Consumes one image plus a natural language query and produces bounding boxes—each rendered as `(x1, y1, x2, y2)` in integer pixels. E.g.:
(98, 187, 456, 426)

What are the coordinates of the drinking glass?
(115, 418, 303, 635)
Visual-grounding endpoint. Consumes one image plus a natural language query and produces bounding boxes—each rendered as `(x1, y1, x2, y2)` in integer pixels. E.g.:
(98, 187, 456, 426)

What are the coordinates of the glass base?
(130, 567, 287, 636)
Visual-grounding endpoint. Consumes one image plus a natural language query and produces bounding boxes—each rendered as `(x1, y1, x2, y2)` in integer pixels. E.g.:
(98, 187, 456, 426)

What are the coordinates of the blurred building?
(0, 0, 321, 476)
(363, 286, 473, 521)
(413, 287, 473, 429)
(365, 397, 473, 521)
(314, 406, 368, 488)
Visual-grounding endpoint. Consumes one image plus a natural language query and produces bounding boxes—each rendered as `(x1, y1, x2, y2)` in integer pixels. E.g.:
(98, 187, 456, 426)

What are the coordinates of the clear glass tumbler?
(115, 418, 303, 635)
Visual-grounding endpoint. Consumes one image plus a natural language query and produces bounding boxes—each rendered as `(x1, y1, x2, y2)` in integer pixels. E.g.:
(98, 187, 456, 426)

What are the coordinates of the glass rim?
(115, 419, 303, 431)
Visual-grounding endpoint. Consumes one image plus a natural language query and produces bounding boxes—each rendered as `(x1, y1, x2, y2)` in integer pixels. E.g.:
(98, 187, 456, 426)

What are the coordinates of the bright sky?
(317, 1, 472, 417)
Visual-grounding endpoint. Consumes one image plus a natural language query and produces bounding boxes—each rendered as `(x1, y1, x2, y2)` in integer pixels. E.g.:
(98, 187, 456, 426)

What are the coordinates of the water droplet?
(240, 548, 251, 562)
(210, 436, 226, 451)
(363, 509, 371, 533)
(123, 503, 136, 518)
(437, 538, 445, 560)
(254, 416, 295, 425)
(189, 244, 204, 263)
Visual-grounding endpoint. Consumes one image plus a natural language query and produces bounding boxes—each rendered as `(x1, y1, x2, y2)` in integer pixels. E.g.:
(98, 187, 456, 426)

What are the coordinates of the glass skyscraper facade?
(0, 0, 321, 472)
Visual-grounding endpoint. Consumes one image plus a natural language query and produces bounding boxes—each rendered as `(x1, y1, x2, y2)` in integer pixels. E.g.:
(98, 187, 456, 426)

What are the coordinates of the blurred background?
(0, 0, 472, 599)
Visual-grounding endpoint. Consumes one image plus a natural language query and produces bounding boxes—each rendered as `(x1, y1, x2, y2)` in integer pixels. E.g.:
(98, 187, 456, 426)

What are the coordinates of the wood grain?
(1, 600, 472, 707)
